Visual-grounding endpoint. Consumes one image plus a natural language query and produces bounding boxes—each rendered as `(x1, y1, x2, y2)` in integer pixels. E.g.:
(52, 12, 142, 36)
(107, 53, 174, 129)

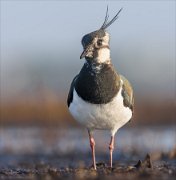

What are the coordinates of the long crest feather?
(101, 7, 123, 30)
(101, 6, 109, 29)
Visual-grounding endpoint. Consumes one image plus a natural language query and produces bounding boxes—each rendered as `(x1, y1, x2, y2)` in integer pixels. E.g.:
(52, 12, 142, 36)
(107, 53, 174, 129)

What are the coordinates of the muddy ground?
(0, 153, 176, 179)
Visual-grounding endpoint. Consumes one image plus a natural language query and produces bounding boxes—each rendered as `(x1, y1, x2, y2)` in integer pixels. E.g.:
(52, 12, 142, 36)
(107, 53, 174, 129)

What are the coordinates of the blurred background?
(0, 0, 175, 163)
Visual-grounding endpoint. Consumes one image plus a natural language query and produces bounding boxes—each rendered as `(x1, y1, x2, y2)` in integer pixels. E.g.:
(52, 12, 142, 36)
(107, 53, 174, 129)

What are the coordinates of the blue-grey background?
(1, 1, 175, 102)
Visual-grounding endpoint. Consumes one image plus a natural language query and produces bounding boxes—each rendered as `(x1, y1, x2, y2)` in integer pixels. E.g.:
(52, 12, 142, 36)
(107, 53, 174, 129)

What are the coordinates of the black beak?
(80, 45, 91, 59)
(80, 49, 87, 59)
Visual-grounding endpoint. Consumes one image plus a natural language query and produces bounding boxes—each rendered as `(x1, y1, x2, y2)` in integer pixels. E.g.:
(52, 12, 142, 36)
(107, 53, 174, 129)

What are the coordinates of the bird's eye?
(97, 39, 103, 46)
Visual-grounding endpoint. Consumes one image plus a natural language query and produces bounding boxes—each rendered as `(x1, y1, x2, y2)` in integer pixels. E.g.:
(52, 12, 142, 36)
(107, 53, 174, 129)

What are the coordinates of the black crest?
(100, 6, 123, 30)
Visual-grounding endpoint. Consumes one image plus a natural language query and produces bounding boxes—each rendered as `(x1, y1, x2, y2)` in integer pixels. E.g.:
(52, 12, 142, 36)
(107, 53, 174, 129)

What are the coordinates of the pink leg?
(109, 136, 115, 168)
(88, 131, 96, 170)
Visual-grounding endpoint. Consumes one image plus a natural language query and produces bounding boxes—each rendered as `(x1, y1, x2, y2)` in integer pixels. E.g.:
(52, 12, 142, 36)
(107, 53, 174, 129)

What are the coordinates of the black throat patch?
(75, 62, 120, 104)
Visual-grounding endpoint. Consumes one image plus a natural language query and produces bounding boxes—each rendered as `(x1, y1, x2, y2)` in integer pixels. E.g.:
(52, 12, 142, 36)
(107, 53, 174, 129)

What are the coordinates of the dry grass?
(0, 91, 74, 126)
(0, 92, 175, 126)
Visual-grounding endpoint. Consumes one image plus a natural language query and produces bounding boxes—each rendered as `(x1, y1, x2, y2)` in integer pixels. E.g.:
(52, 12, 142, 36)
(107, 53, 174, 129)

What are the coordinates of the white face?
(94, 32, 110, 63)
(96, 47, 110, 63)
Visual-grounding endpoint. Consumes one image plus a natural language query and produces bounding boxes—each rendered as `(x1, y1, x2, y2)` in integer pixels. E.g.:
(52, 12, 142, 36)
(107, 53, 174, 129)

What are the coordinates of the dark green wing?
(67, 75, 78, 107)
(120, 75, 134, 113)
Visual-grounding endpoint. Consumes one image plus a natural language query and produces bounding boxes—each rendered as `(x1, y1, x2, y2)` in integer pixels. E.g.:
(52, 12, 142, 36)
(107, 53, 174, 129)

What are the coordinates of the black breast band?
(75, 62, 120, 104)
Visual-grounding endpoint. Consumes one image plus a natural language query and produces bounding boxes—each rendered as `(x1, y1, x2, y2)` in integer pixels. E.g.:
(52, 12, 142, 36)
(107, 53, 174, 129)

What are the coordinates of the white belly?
(69, 87, 132, 136)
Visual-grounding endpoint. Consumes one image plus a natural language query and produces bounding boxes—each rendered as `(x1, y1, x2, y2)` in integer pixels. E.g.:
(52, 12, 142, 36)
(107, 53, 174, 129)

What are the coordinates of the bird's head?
(80, 7, 122, 64)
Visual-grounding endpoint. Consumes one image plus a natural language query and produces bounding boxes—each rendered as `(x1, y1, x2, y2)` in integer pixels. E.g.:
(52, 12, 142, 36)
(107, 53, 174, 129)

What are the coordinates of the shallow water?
(0, 126, 175, 155)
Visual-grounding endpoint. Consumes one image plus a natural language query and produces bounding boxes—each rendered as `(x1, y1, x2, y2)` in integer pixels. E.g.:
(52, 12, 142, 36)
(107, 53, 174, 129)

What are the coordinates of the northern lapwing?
(67, 7, 134, 170)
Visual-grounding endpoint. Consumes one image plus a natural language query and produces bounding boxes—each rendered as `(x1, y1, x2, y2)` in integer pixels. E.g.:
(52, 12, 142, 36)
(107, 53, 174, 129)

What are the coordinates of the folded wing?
(120, 75, 134, 113)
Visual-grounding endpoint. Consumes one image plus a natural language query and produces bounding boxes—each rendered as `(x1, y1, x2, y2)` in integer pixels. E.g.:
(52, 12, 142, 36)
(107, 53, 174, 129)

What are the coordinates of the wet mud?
(0, 153, 175, 179)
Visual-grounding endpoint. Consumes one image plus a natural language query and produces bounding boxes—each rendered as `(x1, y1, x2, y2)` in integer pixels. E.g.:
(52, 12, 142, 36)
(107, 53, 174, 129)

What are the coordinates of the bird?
(67, 7, 134, 170)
